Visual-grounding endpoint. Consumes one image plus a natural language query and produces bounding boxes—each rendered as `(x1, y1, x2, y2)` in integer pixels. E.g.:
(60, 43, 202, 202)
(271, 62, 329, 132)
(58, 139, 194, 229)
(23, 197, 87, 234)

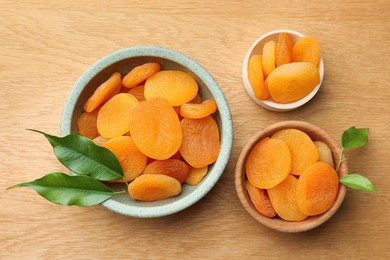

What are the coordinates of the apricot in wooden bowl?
(61, 46, 233, 218)
(235, 121, 347, 232)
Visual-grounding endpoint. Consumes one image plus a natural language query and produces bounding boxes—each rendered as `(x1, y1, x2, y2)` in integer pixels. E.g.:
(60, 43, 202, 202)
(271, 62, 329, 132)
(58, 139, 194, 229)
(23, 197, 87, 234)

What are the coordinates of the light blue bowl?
(61, 46, 233, 218)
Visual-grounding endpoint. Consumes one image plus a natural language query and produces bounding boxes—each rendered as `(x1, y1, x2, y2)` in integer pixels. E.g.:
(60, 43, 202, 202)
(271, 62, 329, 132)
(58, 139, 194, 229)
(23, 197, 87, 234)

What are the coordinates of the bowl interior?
(61, 46, 233, 218)
(242, 30, 324, 111)
(235, 121, 347, 232)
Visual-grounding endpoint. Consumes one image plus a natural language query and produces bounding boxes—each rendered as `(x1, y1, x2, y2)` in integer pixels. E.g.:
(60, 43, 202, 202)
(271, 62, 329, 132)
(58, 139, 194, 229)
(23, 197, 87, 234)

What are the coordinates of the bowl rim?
(235, 120, 347, 232)
(242, 29, 324, 112)
(60, 46, 234, 218)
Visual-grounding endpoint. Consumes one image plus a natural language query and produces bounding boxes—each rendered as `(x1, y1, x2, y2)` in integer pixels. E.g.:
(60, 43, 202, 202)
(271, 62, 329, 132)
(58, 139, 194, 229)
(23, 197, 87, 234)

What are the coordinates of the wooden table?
(1, 0, 389, 259)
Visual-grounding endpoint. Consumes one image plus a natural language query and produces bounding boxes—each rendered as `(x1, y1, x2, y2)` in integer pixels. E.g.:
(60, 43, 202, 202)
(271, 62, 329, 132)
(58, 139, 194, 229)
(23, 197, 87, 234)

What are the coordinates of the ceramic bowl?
(242, 29, 324, 112)
(235, 121, 347, 232)
(61, 46, 233, 218)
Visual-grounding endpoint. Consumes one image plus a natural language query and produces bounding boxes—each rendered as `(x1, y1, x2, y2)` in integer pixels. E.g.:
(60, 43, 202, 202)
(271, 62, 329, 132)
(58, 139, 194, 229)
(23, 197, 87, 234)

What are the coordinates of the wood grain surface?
(1, 0, 389, 259)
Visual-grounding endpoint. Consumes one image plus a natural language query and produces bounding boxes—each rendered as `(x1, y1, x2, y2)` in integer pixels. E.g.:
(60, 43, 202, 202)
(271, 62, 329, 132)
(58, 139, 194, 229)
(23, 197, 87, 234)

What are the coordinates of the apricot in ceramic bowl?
(61, 46, 233, 218)
(242, 30, 324, 111)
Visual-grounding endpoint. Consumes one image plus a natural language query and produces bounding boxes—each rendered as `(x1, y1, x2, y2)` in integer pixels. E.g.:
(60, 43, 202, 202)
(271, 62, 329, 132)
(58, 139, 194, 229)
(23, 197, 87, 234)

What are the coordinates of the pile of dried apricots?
(77, 62, 220, 202)
(248, 33, 321, 103)
(245, 129, 339, 221)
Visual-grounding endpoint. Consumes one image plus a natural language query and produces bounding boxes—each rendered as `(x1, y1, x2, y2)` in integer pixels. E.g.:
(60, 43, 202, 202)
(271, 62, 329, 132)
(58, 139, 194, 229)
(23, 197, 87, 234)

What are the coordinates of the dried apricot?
(190, 93, 202, 104)
(180, 99, 217, 119)
(77, 107, 100, 139)
(296, 162, 339, 216)
(122, 62, 161, 88)
(248, 55, 269, 100)
(314, 141, 334, 168)
(173, 106, 181, 119)
(268, 175, 307, 221)
(129, 97, 182, 160)
(144, 70, 198, 106)
(146, 157, 156, 165)
(97, 93, 139, 138)
(293, 36, 321, 67)
(142, 159, 190, 183)
(128, 174, 181, 202)
(119, 85, 131, 93)
(185, 166, 208, 186)
(262, 40, 276, 78)
(128, 85, 145, 101)
(272, 128, 319, 176)
(246, 137, 291, 189)
(92, 136, 109, 146)
(147, 147, 182, 163)
(103, 136, 147, 182)
(266, 62, 320, 103)
(102, 136, 132, 162)
(245, 180, 276, 218)
(84, 72, 122, 113)
(275, 33, 293, 67)
(180, 116, 220, 168)
(169, 150, 182, 160)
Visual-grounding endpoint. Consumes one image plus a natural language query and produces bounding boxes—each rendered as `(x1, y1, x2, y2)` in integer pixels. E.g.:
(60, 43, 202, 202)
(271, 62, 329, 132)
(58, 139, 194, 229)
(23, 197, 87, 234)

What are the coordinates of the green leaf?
(7, 172, 124, 206)
(340, 174, 377, 192)
(342, 127, 368, 149)
(28, 129, 123, 181)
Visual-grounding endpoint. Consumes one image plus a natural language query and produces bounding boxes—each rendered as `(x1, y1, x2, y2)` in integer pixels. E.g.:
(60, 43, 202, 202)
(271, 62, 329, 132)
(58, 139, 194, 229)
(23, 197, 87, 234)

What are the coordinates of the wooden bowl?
(235, 121, 347, 232)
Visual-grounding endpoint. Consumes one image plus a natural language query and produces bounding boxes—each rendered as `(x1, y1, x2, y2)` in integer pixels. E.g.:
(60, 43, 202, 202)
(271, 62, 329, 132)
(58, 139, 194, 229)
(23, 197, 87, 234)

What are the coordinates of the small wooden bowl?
(235, 121, 347, 232)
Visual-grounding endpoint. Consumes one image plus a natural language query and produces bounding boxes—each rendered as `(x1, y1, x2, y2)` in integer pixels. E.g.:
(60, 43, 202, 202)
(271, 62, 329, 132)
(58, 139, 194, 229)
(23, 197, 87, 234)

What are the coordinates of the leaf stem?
(336, 147, 345, 172)
(113, 190, 126, 195)
(123, 178, 129, 187)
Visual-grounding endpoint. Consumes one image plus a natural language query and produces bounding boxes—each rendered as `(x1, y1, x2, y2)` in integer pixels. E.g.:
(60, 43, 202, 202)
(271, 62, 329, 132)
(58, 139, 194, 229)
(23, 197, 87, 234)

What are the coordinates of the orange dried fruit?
(248, 55, 269, 100)
(262, 40, 276, 78)
(146, 157, 156, 165)
(129, 97, 182, 160)
(103, 136, 147, 182)
(246, 137, 291, 189)
(144, 70, 198, 106)
(293, 36, 321, 67)
(190, 93, 202, 104)
(180, 99, 217, 119)
(185, 166, 208, 186)
(173, 106, 181, 119)
(275, 33, 293, 67)
(147, 146, 182, 163)
(119, 85, 130, 93)
(77, 107, 100, 139)
(97, 93, 139, 138)
(245, 180, 276, 218)
(296, 162, 339, 216)
(266, 62, 320, 103)
(180, 116, 220, 168)
(169, 150, 182, 160)
(314, 141, 334, 168)
(128, 174, 181, 202)
(128, 85, 145, 101)
(268, 174, 307, 221)
(84, 72, 122, 113)
(92, 136, 109, 146)
(272, 128, 319, 176)
(142, 159, 190, 183)
(122, 62, 161, 88)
